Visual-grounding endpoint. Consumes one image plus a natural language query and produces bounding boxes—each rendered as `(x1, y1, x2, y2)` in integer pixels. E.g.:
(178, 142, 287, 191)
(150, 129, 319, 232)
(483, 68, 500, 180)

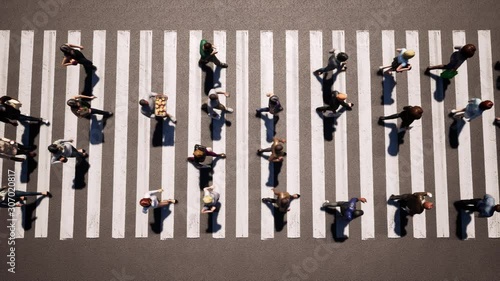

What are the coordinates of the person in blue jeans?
(455, 194, 500, 218)
(322, 197, 367, 221)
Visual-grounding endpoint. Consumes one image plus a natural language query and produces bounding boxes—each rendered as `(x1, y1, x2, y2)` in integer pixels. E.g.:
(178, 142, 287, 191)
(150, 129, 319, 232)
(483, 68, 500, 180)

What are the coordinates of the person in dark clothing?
(256, 93, 283, 116)
(378, 105, 423, 132)
(187, 144, 226, 168)
(454, 194, 500, 218)
(389, 192, 433, 216)
(425, 44, 476, 73)
(0, 96, 49, 126)
(66, 95, 113, 119)
(316, 91, 354, 117)
(60, 43, 97, 74)
(0, 137, 37, 162)
(199, 39, 228, 68)
(262, 188, 300, 213)
(313, 49, 348, 76)
(0, 186, 51, 208)
(323, 197, 367, 221)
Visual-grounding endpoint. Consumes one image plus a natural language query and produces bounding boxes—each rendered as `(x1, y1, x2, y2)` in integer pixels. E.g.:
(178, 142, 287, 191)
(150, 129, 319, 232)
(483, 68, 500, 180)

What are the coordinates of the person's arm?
(357, 197, 367, 203)
(272, 188, 281, 196)
(65, 43, 83, 49)
(396, 48, 403, 53)
(272, 137, 286, 144)
(215, 90, 230, 97)
(266, 92, 275, 98)
(61, 56, 72, 66)
(145, 189, 163, 196)
(201, 206, 216, 214)
(204, 186, 214, 193)
(73, 95, 96, 100)
(396, 64, 412, 72)
(454, 45, 462, 50)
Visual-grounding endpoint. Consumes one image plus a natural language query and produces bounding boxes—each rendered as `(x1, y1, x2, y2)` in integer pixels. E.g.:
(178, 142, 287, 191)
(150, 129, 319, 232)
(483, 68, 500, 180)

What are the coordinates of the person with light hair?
(201, 186, 219, 214)
(316, 90, 354, 117)
(379, 48, 415, 74)
(389, 192, 434, 216)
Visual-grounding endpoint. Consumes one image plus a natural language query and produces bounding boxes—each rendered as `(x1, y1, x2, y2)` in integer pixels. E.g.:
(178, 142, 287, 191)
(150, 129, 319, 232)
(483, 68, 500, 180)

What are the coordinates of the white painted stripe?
(309, 30, 325, 238)
(212, 30, 226, 238)
(406, 30, 426, 238)
(260, 31, 274, 240)
(286, 30, 300, 238)
(15, 30, 34, 239)
(35, 30, 56, 238)
(235, 30, 249, 238)
(453, 30, 475, 239)
(381, 30, 399, 238)
(86, 30, 106, 238)
(187, 30, 202, 238)
(357, 31, 375, 239)
(428, 30, 450, 238)
(333, 30, 349, 237)
(112, 31, 130, 238)
(161, 30, 177, 240)
(478, 30, 500, 238)
(0, 31, 9, 187)
(135, 30, 152, 238)
(60, 31, 81, 240)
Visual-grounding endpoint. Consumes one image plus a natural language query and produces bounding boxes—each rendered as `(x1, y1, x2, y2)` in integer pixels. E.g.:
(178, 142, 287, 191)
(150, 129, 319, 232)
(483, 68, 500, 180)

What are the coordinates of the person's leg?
(262, 198, 277, 204)
(323, 200, 345, 209)
(379, 113, 400, 120)
(352, 210, 364, 219)
(256, 107, 270, 113)
(157, 199, 177, 207)
(316, 105, 331, 112)
(258, 147, 272, 153)
(19, 114, 44, 123)
(90, 108, 113, 117)
(15, 190, 44, 197)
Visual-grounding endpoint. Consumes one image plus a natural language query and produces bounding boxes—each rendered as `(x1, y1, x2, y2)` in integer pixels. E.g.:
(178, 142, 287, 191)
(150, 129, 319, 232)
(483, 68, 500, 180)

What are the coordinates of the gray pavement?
(1, 0, 500, 280)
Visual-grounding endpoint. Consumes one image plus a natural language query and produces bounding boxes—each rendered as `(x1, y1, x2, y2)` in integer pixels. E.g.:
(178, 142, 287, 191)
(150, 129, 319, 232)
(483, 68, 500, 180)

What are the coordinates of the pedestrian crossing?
(0, 29, 498, 240)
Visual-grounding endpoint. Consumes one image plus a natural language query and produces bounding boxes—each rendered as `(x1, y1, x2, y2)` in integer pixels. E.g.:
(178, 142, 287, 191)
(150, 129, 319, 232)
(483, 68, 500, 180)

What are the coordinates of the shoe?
(45, 191, 53, 198)
(41, 118, 50, 125)
(424, 67, 431, 75)
(91, 65, 97, 71)
(170, 117, 177, 124)
(107, 112, 114, 117)
(313, 71, 322, 76)
(322, 200, 330, 207)
(495, 61, 500, 71)
(389, 195, 395, 200)
(255, 110, 262, 117)
(219, 153, 226, 159)
(220, 63, 228, 68)
(295, 194, 300, 198)
(262, 198, 270, 203)
(257, 149, 263, 155)
(172, 199, 179, 204)
(450, 109, 457, 114)
(226, 108, 234, 113)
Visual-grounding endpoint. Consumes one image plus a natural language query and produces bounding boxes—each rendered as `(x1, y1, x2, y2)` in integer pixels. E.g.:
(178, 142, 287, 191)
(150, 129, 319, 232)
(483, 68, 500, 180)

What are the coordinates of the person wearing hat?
(0, 137, 37, 162)
(425, 44, 476, 74)
(187, 144, 226, 168)
(262, 188, 300, 213)
(379, 48, 415, 75)
(389, 192, 434, 216)
(316, 90, 354, 117)
(48, 139, 87, 164)
(140, 188, 178, 214)
(313, 48, 349, 76)
(257, 136, 286, 162)
(67, 95, 113, 119)
(60, 43, 97, 73)
(199, 39, 228, 68)
(256, 93, 283, 116)
(0, 186, 52, 208)
(455, 194, 500, 218)
(0, 96, 49, 126)
(378, 105, 423, 132)
(205, 88, 233, 120)
(201, 186, 220, 214)
(322, 197, 367, 221)
(450, 98, 493, 122)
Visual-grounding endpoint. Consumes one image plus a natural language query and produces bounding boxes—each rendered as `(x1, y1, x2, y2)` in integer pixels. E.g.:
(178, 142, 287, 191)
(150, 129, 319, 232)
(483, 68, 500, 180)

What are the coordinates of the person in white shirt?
(48, 139, 87, 164)
(139, 188, 178, 214)
(201, 186, 219, 214)
(205, 88, 233, 120)
(379, 48, 415, 75)
(450, 99, 494, 122)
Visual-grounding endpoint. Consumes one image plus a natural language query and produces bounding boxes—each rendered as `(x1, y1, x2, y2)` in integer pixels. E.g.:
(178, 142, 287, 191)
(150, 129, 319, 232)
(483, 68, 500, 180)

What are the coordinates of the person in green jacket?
(199, 39, 228, 68)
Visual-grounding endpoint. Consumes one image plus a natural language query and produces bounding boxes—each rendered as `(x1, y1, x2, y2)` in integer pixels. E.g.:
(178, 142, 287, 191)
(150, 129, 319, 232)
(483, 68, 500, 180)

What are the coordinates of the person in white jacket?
(139, 189, 178, 214)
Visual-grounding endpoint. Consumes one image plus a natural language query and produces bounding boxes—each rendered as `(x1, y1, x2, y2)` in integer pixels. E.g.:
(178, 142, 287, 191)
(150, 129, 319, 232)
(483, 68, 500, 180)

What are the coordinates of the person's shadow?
(150, 204, 173, 234)
(206, 202, 222, 233)
(322, 206, 349, 242)
(448, 116, 466, 149)
(256, 113, 278, 142)
(200, 63, 221, 95)
(316, 107, 346, 141)
(20, 122, 40, 183)
(424, 71, 449, 102)
(83, 71, 100, 97)
(262, 201, 286, 232)
(377, 120, 400, 155)
(73, 157, 90, 189)
(21, 195, 47, 231)
(453, 201, 473, 240)
(197, 158, 223, 190)
(152, 118, 176, 147)
(265, 161, 283, 187)
(388, 199, 407, 237)
(89, 115, 108, 145)
(210, 115, 231, 141)
(380, 72, 396, 105)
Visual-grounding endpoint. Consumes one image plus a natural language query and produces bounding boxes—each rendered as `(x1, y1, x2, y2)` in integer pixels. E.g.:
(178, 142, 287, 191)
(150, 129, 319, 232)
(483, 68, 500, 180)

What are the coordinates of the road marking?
(0, 30, 9, 188)
(135, 30, 152, 238)
(406, 30, 426, 238)
(187, 30, 202, 238)
(235, 30, 249, 238)
(86, 30, 106, 238)
(309, 30, 325, 238)
(453, 30, 475, 239)
(161, 30, 177, 239)
(428, 30, 450, 238)
(112, 30, 130, 238)
(286, 30, 300, 238)
(60, 30, 81, 240)
(478, 30, 500, 238)
(357, 30, 375, 239)
(15, 30, 34, 239)
(260, 31, 274, 240)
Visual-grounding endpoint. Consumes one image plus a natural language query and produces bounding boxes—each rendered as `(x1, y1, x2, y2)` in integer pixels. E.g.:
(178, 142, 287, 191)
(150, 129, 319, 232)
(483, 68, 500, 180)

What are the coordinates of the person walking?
(67, 95, 113, 119)
(0, 186, 52, 208)
(0, 96, 49, 126)
(262, 188, 300, 213)
(139, 93, 176, 123)
(140, 188, 178, 214)
(450, 99, 493, 122)
(205, 88, 233, 120)
(316, 91, 354, 117)
(187, 144, 226, 168)
(378, 105, 423, 132)
(256, 93, 283, 116)
(201, 186, 219, 214)
(455, 194, 500, 218)
(322, 197, 367, 221)
(389, 192, 434, 216)
(257, 137, 286, 162)
(0, 137, 36, 162)
(379, 48, 415, 75)
(60, 43, 97, 74)
(199, 39, 228, 68)
(313, 48, 348, 76)
(425, 44, 476, 74)
(48, 139, 87, 164)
